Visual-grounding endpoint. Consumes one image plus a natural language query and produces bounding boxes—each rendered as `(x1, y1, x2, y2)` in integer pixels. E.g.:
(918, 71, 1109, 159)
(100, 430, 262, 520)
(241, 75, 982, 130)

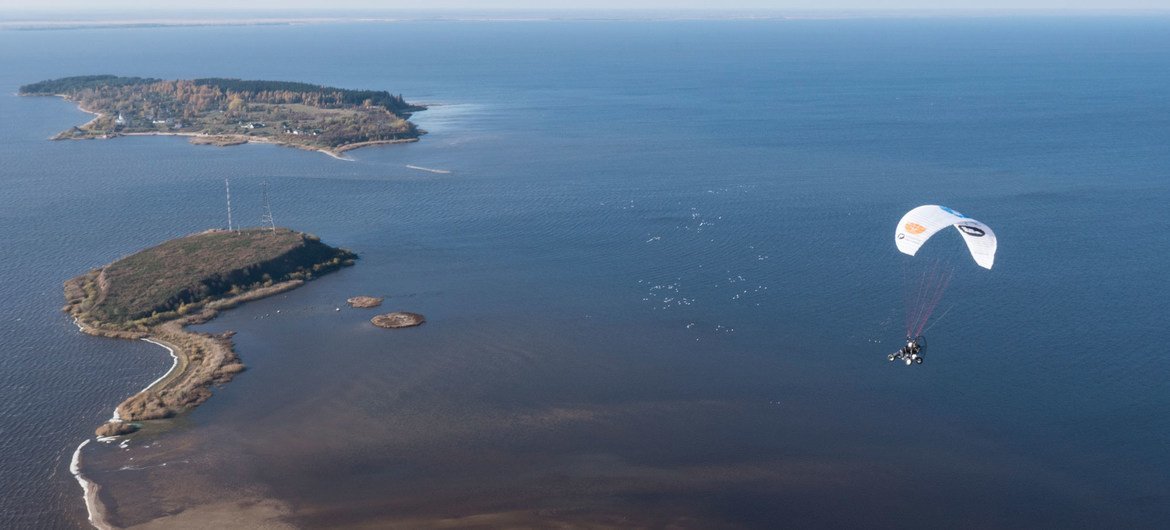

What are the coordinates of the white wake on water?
(405, 164, 452, 174)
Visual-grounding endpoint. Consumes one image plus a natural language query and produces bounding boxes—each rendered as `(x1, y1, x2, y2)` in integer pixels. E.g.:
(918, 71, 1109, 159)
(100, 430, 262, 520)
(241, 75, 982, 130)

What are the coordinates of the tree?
(227, 95, 246, 114)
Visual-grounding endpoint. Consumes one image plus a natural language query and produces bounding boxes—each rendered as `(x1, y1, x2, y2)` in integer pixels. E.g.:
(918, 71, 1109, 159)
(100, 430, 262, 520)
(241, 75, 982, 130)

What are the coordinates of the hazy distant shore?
(3, 9, 1166, 32)
(0, 18, 401, 31)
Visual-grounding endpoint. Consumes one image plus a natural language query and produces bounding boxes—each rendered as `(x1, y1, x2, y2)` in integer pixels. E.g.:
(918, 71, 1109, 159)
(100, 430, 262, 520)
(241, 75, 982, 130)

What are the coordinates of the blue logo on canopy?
(938, 205, 966, 218)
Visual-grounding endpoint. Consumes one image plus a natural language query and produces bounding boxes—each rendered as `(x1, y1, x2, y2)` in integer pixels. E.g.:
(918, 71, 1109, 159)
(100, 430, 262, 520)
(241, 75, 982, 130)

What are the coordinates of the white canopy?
(895, 205, 997, 270)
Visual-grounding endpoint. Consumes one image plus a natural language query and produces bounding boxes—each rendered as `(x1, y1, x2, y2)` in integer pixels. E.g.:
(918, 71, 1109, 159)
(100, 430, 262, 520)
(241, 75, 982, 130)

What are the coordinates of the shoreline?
(101, 130, 418, 160)
(69, 279, 308, 528)
(137, 338, 180, 395)
(70, 440, 113, 530)
(71, 278, 308, 437)
(72, 336, 183, 530)
(62, 227, 354, 528)
(69, 319, 180, 427)
(130, 338, 181, 416)
(33, 93, 419, 160)
(70, 99, 104, 130)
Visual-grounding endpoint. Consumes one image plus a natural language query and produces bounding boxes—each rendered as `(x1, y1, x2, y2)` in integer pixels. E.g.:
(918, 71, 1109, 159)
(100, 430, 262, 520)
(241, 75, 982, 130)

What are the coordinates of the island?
(371, 312, 425, 329)
(346, 295, 384, 308)
(20, 75, 426, 158)
(63, 227, 355, 437)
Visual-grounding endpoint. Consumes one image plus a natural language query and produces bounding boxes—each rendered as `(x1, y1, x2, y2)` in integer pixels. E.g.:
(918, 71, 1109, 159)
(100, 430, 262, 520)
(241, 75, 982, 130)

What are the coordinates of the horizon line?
(4, 6, 1170, 12)
(3, 7, 1169, 29)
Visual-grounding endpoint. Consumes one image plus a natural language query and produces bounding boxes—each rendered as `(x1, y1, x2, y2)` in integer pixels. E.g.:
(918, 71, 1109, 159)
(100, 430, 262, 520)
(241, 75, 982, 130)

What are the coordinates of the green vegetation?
(20, 74, 160, 92)
(66, 227, 355, 330)
(21, 75, 425, 152)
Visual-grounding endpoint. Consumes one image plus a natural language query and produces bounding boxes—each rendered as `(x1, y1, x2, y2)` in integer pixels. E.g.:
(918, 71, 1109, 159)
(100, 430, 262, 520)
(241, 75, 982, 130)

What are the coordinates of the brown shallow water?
(77, 271, 1113, 528)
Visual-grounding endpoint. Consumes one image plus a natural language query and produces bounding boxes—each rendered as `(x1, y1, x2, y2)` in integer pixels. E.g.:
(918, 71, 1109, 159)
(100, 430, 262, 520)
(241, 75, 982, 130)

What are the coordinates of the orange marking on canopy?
(904, 222, 926, 235)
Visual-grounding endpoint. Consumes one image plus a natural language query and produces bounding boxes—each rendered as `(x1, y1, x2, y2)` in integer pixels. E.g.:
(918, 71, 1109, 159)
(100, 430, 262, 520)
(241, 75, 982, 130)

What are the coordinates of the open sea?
(1, 15, 1168, 528)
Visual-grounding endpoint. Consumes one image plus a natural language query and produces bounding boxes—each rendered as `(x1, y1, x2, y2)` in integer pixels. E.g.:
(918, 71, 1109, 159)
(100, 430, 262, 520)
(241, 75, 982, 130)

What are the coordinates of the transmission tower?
(224, 177, 236, 233)
(260, 180, 276, 235)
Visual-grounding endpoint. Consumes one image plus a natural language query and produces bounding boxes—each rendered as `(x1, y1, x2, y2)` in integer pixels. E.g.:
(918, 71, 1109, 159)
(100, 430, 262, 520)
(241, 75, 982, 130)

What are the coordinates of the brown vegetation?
(371, 312, 425, 329)
(188, 135, 248, 147)
(95, 422, 139, 437)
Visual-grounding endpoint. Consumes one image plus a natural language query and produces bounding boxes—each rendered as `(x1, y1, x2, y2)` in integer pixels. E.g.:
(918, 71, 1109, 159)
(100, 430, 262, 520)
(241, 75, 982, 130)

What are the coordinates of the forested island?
(20, 75, 426, 157)
(64, 228, 355, 437)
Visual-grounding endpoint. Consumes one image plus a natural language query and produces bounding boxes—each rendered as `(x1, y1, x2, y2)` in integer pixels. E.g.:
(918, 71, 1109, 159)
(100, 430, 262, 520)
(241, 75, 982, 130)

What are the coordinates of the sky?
(1, 0, 1167, 11)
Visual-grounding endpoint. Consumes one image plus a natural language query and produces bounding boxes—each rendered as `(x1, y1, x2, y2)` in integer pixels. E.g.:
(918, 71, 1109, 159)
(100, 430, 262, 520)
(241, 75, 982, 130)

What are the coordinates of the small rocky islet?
(370, 312, 425, 329)
(346, 295, 384, 308)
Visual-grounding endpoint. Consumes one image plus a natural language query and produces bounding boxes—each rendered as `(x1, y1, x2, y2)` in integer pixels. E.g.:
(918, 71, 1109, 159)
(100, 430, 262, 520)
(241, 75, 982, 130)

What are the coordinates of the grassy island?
(21, 75, 426, 157)
(64, 228, 355, 437)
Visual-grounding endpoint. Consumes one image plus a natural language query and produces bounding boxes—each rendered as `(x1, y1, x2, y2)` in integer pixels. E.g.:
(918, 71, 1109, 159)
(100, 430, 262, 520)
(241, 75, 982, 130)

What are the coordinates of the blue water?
(1, 16, 1168, 528)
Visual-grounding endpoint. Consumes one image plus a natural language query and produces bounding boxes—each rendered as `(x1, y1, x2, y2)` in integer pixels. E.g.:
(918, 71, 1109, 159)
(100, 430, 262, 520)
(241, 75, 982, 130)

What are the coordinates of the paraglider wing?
(952, 219, 996, 270)
(895, 205, 964, 256)
(895, 205, 997, 269)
